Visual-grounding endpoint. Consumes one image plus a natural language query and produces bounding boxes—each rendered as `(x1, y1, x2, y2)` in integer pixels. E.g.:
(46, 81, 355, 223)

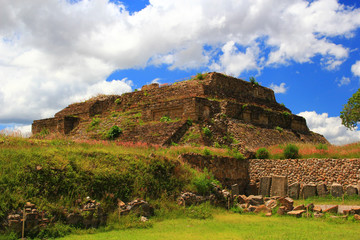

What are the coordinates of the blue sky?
(1, 0, 360, 144)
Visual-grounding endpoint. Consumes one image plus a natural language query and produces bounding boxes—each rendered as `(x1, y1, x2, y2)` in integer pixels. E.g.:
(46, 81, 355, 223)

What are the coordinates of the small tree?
(340, 88, 360, 130)
(256, 148, 270, 159)
(284, 144, 299, 159)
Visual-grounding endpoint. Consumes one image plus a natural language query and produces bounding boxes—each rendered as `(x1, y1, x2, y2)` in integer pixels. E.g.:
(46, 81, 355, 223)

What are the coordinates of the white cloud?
(269, 83, 288, 94)
(352, 61, 360, 77)
(151, 78, 161, 84)
(0, 0, 360, 125)
(298, 111, 360, 145)
(337, 76, 351, 87)
(1, 124, 32, 138)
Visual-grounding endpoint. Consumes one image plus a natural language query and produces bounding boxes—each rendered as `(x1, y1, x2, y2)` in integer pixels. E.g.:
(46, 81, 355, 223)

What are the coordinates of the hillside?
(32, 72, 328, 152)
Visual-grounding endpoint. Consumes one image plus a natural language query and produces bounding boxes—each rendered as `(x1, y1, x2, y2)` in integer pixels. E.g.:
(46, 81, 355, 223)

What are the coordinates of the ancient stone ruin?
(32, 72, 327, 150)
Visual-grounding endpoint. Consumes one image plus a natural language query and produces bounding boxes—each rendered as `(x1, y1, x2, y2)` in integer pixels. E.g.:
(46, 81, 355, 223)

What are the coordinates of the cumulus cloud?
(269, 83, 288, 94)
(298, 111, 360, 145)
(337, 76, 351, 87)
(1, 124, 32, 138)
(1, 0, 360, 125)
(352, 61, 360, 77)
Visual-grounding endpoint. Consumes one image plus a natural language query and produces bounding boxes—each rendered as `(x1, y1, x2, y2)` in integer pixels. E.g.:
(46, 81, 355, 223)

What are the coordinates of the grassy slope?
(59, 212, 360, 240)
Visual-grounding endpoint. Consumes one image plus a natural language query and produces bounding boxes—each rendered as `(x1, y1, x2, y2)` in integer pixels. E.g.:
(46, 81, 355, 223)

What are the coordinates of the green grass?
(59, 212, 360, 240)
(294, 195, 360, 206)
(265, 142, 360, 159)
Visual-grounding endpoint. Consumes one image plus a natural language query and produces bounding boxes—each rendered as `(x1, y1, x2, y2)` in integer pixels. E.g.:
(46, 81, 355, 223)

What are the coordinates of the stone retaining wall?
(249, 158, 360, 186)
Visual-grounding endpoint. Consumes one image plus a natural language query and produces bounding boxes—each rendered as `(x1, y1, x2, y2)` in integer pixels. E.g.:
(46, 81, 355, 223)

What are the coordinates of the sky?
(1, 0, 360, 145)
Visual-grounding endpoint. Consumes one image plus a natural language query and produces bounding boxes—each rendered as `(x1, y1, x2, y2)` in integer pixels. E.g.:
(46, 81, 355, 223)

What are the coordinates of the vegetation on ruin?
(262, 142, 360, 159)
(255, 148, 270, 159)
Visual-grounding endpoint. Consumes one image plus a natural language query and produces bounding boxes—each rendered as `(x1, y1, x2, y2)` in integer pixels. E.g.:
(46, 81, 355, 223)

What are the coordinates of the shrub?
(229, 149, 245, 160)
(192, 168, 219, 195)
(90, 117, 100, 127)
(249, 77, 259, 85)
(186, 119, 193, 126)
(195, 72, 207, 80)
(316, 143, 328, 150)
(256, 148, 270, 159)
(282, 111, 291, 117)
(114, 98, 121, 105)
(284, 144, 300, 159)
(203, 148, 211, 156)
(160, 116, 171, 122)
(275, 126, 283, 132)
(202, 127, 212, 137)
(106, 125, 122, 140)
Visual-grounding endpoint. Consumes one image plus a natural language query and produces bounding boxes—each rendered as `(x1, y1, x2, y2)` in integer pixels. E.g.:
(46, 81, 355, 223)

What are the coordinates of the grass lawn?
(59, 213, 360, 240)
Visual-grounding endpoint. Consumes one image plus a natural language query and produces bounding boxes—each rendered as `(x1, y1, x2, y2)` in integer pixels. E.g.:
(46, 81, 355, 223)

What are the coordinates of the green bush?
(203, 148, 211, 156)
(192, 168, 218, 195)
(256, 148, 270, 159)
(114, 98, 121, 105)
(202, 127, 212, 137)
(106, 125, 122, 140)
(316, 143, 328, 150)
(160, 116, 171, 122)
(36, 223, 73, 239)
(275, 126, 283, 132)
(90, 117, 101, 127)
(229, 149, 245, 160)
(249, 77, 259, 85)
(195, 73, 207, 80)
(282, 111, 291, 117)
(284, 144, 300, 159)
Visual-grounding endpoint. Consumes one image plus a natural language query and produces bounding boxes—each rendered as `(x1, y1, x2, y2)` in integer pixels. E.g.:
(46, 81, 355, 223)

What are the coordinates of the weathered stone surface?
(301, 184, 317, 199)
(247, 195, 264, 206)
(331, 183, 344, 198)
(249, 159, 360, 187)
(323, 205, 338, 214)
(270, 175, 288, 197)
(278, 197, 294, 211)
(258, 177, 272, 197)
(352, 207, 360, 215)
(248, 205, 257, 212)
(245, 182, 258, 196)
(235, 195, 247, 204)
(277, 206, 286, 215)
(346, 185, 358, 196)
(177, 192, 207, 206)
(288, 182, 300, 199)
(232, 184, 240, 196)
(254, 205, 271, 213)
(316, 183, 328, 197)
(181, 153, 249, 189)
(287, 210, 306, 218)
(293, 205, 305, 211)
(265, 212, 272, 217)
(313, 206, 322, 213)
(265, 199, 277, 209)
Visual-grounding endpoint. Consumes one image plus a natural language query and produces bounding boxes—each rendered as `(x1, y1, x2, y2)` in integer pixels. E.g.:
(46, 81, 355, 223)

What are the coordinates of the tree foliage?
(340, 88, 360, 130)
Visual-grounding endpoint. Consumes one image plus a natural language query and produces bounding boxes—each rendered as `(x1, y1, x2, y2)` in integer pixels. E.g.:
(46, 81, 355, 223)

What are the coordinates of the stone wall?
(180, 153, 249, 192)
(249, 158, 360, 186)
(32, 118, 59, 134)
(224, 102, 308, 133)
